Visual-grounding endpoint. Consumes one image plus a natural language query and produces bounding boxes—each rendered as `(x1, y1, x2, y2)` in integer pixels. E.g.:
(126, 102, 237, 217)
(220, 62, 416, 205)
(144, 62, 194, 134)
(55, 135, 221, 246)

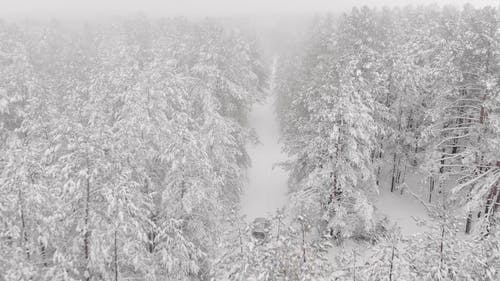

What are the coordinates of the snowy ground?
(373, 171, 433, 236)
(327, 169, 433, 266)
(241, 58, 288, 222)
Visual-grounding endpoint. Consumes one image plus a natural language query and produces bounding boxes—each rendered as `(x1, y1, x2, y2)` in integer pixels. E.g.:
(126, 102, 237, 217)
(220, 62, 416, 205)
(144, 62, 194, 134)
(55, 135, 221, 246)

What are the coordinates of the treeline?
(0, 17, 265, 280)
(276, 4, 500, 280)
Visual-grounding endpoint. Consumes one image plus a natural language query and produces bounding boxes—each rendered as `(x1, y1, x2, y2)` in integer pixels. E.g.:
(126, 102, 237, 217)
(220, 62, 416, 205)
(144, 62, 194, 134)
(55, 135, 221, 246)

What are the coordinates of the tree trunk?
(18, 187, 30, 260)
(484, 181, 499, 236)
(391, 152, 398, 192)
(114, 230, 118, 281)
(148, 214, 157, 253)
(400, 163, 407, 195)
(238, 227, 243, 254)
(465, 185, 474, 234)
(333, 124, 342, 199)
(301, 221, 306, 263)
(439, 224, 445, 271)
(451, 97, 464, 154)
(352, 250, 356, 281)
(429, 176, 435, 203)
(389, 244, 395, 281)
(84, 156, 91, 281)
(439, 148, 446, 174)
(376, 147, 383, 186)
(465, 212, 473, 234)
(276, 215, 281, 241)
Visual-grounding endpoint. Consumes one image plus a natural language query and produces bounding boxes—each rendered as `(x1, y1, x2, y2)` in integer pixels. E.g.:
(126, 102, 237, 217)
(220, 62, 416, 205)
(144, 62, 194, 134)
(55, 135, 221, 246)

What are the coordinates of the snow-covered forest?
(1, 2, 500, 281)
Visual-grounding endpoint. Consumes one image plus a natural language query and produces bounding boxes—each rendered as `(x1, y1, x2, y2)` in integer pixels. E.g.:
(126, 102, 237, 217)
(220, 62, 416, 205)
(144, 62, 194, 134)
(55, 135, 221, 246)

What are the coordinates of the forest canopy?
(1, 3, 500, 281)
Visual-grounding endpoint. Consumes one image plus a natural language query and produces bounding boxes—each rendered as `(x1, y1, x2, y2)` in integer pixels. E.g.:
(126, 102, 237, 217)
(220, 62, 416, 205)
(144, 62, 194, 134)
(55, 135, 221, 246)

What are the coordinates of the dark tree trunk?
(439, 148, 446, 174)
(465, 212, 473, 234)
(377, 148, 383, 186)
(389, 245, 395, 281)
(114, 230, 118, 281)
(147, 215, 157, 254)
(400, 164, 407, 195)
(439, 224, 445, 270)
(301, 221, 306, 263)
(84, 156, 91, 281)
(429, 176, 435, 203)
(391, 153, 398, 192)
(465, 185, 474, 234)
(484, 181, 499, 236)
(18, 188, 30, 260)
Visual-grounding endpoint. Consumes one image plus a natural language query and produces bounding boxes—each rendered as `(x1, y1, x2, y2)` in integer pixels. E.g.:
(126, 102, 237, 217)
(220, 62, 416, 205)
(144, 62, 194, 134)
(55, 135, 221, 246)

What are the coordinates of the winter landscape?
(1, 0, 500, 280)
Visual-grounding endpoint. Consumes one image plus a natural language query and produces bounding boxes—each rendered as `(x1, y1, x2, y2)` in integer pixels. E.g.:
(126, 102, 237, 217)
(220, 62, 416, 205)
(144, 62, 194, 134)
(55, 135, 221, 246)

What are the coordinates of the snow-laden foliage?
(348, 201, 500, 281)
(2, 4, 500, 280)
(276, 14, 380, 241)
(0, 17, 265, 281)
(215, 210, 334, 281)
(276, 4, 500, 279)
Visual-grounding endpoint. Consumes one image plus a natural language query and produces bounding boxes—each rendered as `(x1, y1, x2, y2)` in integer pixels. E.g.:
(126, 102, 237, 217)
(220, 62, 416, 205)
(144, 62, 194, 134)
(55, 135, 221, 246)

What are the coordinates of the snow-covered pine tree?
(276, 10, 381, 242)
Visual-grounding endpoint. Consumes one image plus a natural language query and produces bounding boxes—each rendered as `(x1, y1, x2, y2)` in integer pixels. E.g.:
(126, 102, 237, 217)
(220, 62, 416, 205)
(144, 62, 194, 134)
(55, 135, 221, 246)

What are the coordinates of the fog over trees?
(0, 1, 499, 281)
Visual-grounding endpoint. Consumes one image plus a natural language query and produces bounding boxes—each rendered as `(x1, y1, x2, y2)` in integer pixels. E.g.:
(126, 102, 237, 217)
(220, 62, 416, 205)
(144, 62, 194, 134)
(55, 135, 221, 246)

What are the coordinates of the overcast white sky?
(1, 0, 499, 18)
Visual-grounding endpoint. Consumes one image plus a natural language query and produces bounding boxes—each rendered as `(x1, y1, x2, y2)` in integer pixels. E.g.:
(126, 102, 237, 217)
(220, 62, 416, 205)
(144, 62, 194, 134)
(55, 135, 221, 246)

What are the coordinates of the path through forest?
(241, 57, 288, 221)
